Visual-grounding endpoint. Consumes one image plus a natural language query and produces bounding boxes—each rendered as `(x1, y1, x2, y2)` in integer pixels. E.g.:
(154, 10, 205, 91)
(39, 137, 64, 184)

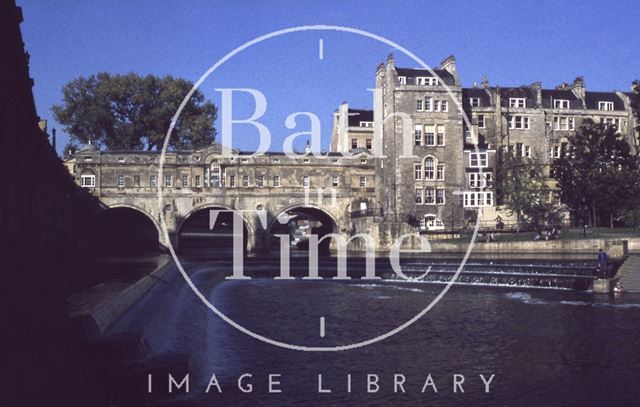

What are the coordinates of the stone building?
(67, 54, 639, 250)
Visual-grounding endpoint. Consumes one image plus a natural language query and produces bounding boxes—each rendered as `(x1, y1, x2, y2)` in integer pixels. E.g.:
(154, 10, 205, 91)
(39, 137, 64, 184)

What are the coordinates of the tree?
(554, 119, 640, 227)
(52, 73, 217, 151)
(496, 151, 559, 232)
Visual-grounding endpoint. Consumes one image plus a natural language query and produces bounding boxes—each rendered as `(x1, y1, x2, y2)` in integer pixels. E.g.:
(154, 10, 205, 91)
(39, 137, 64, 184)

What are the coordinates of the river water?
(111, 255, 640, 406)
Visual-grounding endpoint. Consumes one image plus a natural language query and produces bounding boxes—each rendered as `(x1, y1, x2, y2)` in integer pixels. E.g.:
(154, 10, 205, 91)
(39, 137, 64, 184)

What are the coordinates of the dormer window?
(469, 98, 480, 107)
(398, 76, 406, 85)
(118, 157, 125, 163)
(553, 99, 569, 109)
(359, 121, 373, 128)
(598, 101, 614, 111)
(416, 77, 438, 86)
(509, 98, 526, 108)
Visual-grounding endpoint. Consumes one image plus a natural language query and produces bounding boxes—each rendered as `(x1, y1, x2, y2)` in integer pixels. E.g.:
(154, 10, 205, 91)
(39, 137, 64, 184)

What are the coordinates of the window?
(181, 174, 188, 187)
(164, 175, 172, 187)
(436, 189, 445, 204)
(463, 192, 494, 207)
(332, 176, 339, 187)
(550, 145, 561, 159)
(195, 175, 201, 187)
(598, 101, 614, 111)
(242, 175, 249, 187)
(415, 189, 424, 204)
(398, 76, 406, 85)
(414, 164, 423, 180)
(423, 215, 444, 230)
(469, 152, 488, 167)
(80, 174, 95, 188)
(360, 159, 367, 165)
(360, 121, 373, 128)
(351, 139, 358, 149)
(272, 158, 280, 163)
(553, 99, 569, 109)
(469, 98, 480, 107)
(477, 114, 485, 129)
(424, 97, 433, 111)
(509, 115, 530, 129)
(210, 161, 220, 187)
(416, 99, 423, 111)
(553, 116, 575, 131)
(118, 157, 125, 163)
(359, 176, 367, 187)
(150, 174, 157, 187)
(425, 188, 435, 204)
(229, 175, 236, 188)
(117, 175, 125, 188)
(437, 164, 445, 181)
(414, 125, 423, 146)
(303, 176, 310, 188)
(257, 175, 264, 188)
(424, 157, 435, 180)
(366, 139, 372, 149)
(509, 98, 525, 108)
(416, 77, 438, 86)
(435, 100, 448, 112)
(425, 125, 435, 146)
(524, 145, 531, 158)
(471, 173, 492, 189)
(436, 125, 445, 145)
(134, 175, 140, 187)
(303, 158, 310, 163)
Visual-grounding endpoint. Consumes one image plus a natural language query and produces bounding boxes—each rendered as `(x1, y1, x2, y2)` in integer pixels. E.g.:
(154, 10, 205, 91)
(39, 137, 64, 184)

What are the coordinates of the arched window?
(424, 156, 436, 180)
(80, 170, 96, 188)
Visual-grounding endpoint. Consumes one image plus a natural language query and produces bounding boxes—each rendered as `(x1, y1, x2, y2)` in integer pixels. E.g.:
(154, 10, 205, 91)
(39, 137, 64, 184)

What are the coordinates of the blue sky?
(19, 0, 640, 154)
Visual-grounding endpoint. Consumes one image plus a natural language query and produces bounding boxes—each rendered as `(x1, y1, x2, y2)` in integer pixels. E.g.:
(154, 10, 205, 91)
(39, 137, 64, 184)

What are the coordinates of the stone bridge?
(66, 144, 381, 253)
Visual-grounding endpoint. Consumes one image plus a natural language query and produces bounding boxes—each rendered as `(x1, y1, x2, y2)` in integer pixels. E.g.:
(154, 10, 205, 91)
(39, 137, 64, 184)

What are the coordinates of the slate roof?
(462, 88, 491, 108)
(347, 108, 374, 127)
(585, 91, 626, 111)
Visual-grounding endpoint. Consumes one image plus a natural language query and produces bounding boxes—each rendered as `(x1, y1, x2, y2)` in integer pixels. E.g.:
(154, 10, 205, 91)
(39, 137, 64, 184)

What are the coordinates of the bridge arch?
(176, 204, 252, 254)
(268, 204, 340, 253)
(88, 205, 161, 256)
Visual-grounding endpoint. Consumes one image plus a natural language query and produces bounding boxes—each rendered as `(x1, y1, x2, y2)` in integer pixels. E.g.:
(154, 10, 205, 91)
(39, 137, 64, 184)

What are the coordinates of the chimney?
(571, 76, 585, 99)
(386, 53, 395, 68)
(440, 55, 460, 86)
(531, 82, 542, 106)
(481, 75, 489, 89)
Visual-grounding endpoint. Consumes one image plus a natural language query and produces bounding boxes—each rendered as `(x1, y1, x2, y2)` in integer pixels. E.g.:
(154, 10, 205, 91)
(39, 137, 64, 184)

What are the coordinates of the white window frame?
(303, 176, 310, 188)
(436, 125, 445, 145)
(359, 176, 367, 188)
(435, 188, 446, 205)
(469, 152, 488, 168)
(425, 125, 435, 146)
(553, 99, 569, 109)
(81, 174, 95, 188)
(510, 115, 530, 129)
(242, 175, 249, 187)
(463, 191, 493, 208)
(424, 156, 436, 180)
(469, 98, 480, 107)
(229, 175, 236, 188)
(273, 175, 280, 187)
(414, 163, 423, 180)
(416, 99, 423, 112)
(398, 76, 406, 85)
(598, 101, 614, 111)
(332, 176, 339, 187)
(415, 189, 424, 204)
(194, 175, 201, 188)
(509, 97, 526, 108)
(163, 175, 172, 188)
(414, 125, 423, 146)
(256, 175, 264, 188)
(437, 164, 445, 181)
(477, 114, 486, 129)
(150, 174, 157, 187)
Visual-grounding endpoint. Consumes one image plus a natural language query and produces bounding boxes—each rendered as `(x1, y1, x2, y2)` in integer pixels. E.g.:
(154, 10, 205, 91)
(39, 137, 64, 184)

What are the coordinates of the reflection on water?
(111, 256, 640, 406)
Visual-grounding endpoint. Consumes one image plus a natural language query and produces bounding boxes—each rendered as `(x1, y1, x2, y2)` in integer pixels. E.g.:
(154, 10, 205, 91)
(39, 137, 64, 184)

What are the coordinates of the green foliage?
(553, 118, 640, 227)
(52, 73, 217, 150)
(496, 152, 559, 231)
(62, 141, 80, 159)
